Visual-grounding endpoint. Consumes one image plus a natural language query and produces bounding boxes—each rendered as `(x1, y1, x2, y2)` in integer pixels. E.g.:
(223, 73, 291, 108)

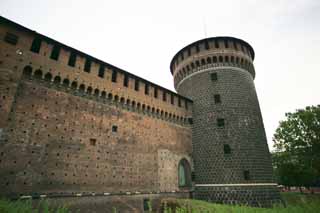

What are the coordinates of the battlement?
(170, 37, 256, 90)
(0, 16, 192, 120)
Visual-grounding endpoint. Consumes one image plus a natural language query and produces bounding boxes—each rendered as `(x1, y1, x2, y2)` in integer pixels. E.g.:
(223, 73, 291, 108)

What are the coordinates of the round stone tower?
(170, 37, 280, 207)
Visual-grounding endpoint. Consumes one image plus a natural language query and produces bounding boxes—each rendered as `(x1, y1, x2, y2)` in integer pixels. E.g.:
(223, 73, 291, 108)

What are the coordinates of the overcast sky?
(1, 0, 319, 150)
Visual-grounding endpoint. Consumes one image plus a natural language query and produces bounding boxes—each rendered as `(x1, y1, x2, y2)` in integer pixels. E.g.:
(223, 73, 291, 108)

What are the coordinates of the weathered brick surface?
(0, 17, 193, 202)
(0, 17, 280, 209)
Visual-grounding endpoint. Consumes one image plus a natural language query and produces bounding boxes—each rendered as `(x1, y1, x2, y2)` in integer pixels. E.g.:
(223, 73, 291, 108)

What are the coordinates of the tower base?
(195, 184, 281, 208)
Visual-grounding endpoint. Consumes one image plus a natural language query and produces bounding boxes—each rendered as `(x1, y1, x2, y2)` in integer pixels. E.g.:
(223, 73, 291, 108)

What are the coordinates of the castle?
(0, 16, 280, 211)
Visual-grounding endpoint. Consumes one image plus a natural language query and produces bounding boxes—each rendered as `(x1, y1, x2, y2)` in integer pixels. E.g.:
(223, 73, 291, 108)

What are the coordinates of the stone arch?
(101, 91, 107, 98)
(218, 56, 223, 63)
(44, 72, 52, 82)
(207, 57, 212, 64)
(71, 81, 78, 90)
(108, 93, 113, 100)
(131, 100, 136, 107)
(87, 86, 93, 94)
(126, 99, 130, 105)
(225, 56, 229, 63)
(120, 97, 125, 104)
(114, 95, 119, 102)
(178, 158, 192, 187)
(22, 66, 32, 77)
(201, 58, 206, 66)
(213, 56, 217, 63)
(53, 76, 61, 84)
(195, 60, 200, 67)
(34, 69, 43, 79)
(62, 78, 70, 87)
(94, 88, 100, 97)
(79, 84, 85, 93)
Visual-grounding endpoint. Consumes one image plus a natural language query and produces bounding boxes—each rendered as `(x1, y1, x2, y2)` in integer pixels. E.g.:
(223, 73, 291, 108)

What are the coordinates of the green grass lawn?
(0, 199, 69, 213)
(163, 192, 320, 213)
(0, 192, 319, 212)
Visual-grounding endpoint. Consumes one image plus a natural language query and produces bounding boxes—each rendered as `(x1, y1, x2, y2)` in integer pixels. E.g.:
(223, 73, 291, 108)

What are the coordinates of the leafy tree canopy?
(273, 105, 320, 187)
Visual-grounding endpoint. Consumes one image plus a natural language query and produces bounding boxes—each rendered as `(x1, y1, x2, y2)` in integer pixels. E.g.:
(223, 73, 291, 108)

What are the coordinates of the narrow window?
(4, 32, 18, 45)
(185, 100, 188, 110)
(181, 53, 184, 60)
(217, 118, 225, 127)
(233, 41, 238, 50)
(211, 73, 218, 81)
(205, 41, 209, 50)
(111, 70, 117, 82)
(50, 45, 61, 60)
(98, 65, 105, 78)
(68, 52, 77, 67)
(224, 144, 231, 154)
(171, 94, 174, 105)
(145, 83, 149, 95)
(163, 91, 167, 102)
(30, 37, 42, 53)
(187, 48, 191, 56)
(154, 87, 158, 98)
(112, 125, 118, 132)
(224, 40, 229, 48)
(214, 40, 219, 48)
(84, 58, 91, 72)
(196, 45, 200, 53)
(225, 56, 229, 62)
(134, 79, 139, 91)
(90, 138, 96, 146)
(123, 74, 129, 87)
(244, 170, 250, 180)
(178, 97, 181, 107)
(214, 94, 221, 103)
(219, 56, 223, 62)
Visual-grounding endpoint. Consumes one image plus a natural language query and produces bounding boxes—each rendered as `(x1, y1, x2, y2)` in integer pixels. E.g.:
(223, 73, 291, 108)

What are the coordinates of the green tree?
(273, 105, 320, 190)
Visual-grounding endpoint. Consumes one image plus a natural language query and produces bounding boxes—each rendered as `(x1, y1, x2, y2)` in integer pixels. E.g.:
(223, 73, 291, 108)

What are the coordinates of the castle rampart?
(0, 16, 193, 203)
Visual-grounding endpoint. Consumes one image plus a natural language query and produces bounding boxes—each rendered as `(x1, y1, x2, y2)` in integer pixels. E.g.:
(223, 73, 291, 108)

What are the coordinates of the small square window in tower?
(244, 170, 250, 180)
(223, 144, 231, 154)
(89, 138, 96, 146)
(211, 73, 218, 81)
(112, 125, 118, 133)
(4, 32, 18, 45)
(214, 94, 221, 104)
(217, 118, 225, 127)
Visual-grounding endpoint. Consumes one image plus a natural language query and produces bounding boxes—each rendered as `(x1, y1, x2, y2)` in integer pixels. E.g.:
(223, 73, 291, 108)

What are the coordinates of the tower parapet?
(170, 37, 280, 207)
